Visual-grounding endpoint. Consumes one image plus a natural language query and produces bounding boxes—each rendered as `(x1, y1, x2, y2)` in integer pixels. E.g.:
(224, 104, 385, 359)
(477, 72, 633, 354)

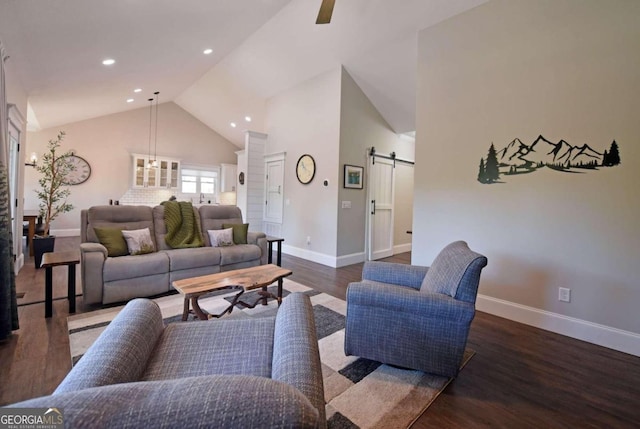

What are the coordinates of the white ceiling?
(0, 0, 487, 146)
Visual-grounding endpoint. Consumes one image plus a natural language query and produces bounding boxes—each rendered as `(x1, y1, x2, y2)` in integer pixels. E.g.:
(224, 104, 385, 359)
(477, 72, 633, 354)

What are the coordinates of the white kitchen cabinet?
(159, 159, 180, 188)
(220, 163, 237, 192)
(132, 154, 180, 188)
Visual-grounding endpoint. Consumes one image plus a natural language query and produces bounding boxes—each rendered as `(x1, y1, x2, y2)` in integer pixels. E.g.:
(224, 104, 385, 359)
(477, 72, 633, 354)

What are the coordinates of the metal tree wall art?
(478, 135, 621, 184)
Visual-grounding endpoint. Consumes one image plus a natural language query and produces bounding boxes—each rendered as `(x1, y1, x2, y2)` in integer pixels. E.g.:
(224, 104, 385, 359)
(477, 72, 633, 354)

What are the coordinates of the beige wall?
(24, 102, 238, 232)
(265, 69, 342, 259)
(414, 0, 640, 338)
(265, 67, 414, 266)
(338, 68, 414, 259)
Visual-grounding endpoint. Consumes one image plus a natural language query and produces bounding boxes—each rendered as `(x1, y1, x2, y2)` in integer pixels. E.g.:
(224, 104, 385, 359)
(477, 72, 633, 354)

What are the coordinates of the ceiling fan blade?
(316, 0, 335, 24)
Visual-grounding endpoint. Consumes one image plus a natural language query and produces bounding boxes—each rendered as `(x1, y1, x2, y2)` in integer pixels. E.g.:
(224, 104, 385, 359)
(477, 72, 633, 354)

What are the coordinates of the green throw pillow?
(222, 223, 249, 245)
(94, 227, 128, 257)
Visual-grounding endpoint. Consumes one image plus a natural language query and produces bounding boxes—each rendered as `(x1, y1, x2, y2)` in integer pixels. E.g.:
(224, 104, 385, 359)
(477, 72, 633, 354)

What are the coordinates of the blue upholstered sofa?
(8, 293, 326, 428)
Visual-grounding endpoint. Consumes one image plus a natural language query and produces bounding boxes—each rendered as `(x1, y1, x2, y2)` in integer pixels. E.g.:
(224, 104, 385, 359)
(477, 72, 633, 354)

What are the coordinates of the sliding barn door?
(367, 157, 395, 260)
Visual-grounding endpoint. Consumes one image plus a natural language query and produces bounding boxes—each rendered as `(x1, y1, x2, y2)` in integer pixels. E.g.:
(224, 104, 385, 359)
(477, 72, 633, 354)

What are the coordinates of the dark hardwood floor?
(2, 237, 639, 427)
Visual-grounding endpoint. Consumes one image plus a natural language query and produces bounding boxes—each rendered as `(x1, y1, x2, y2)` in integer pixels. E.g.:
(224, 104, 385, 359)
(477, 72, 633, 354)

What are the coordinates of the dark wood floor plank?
(1, 237, 639, 428)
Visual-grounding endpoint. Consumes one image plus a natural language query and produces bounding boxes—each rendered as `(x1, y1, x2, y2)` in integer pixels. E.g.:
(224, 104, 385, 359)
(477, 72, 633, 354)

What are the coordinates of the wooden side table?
(266, 236, 284, 266)
(41, 250, 80, 318)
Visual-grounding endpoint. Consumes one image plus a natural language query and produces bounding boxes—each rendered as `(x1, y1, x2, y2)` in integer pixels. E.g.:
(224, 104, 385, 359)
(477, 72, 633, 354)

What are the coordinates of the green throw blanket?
(161, 201, 204, 248)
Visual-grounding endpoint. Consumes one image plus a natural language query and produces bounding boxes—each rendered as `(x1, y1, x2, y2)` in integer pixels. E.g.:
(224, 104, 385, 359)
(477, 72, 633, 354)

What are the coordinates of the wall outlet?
(306, 236, 311, 245)
(558, 287, 571, 302)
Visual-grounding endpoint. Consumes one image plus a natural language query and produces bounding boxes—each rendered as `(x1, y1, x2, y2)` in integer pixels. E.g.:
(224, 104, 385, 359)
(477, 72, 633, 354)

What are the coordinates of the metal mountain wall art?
(477, 135, 621, 184)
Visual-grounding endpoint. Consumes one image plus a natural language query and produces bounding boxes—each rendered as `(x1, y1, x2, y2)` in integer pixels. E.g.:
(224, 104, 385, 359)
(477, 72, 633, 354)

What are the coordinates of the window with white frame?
(181, 167, 220, 202)
(200, 176, 215, 194)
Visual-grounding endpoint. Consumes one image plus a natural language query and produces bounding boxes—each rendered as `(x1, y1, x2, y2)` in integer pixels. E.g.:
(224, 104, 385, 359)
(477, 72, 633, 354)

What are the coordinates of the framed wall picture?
(344, 164, 364, 189)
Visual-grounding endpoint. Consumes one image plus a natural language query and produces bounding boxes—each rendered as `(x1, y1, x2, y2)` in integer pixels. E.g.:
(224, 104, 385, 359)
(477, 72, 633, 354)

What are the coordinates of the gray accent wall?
(338, 68, 414, 259)
(265, 67, 414, 266)
(414, 0, 640, 337)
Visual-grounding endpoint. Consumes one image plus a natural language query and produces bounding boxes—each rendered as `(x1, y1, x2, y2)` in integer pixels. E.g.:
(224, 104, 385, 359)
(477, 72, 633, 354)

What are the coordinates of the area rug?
(67, 279, 474, 429)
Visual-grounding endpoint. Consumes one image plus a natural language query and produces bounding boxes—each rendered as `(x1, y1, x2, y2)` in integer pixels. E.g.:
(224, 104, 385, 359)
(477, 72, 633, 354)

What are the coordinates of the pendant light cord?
(147, 97, 154, 169)
(153, 91, 159, 165)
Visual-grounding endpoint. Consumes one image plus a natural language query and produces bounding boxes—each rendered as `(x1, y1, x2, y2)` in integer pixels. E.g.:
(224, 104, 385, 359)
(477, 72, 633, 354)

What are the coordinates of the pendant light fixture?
(151, 91, 159, 168)
(146, 96, 154, 169)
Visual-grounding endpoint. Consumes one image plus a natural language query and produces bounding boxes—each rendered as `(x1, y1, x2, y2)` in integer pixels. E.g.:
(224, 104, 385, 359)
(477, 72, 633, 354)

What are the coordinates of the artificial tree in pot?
(33, 131, 75, 268)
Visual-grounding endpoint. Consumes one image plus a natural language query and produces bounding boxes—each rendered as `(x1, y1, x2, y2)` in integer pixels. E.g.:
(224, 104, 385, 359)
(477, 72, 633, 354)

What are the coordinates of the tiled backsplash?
(118, 188, 234, 206)
(118, 188, 177, 206)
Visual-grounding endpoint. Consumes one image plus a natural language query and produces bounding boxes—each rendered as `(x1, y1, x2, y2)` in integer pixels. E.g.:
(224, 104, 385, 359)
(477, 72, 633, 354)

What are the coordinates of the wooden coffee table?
(172, 264, 292, 321)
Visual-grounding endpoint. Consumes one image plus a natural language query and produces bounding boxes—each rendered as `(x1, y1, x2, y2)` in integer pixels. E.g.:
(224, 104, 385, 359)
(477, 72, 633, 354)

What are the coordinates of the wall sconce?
(25, 152, 37, 167)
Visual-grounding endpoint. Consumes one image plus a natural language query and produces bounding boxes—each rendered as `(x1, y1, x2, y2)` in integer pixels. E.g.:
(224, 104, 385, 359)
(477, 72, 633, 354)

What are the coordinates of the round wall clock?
(296, 154, 316, 184)
(63, 155, 92, 185)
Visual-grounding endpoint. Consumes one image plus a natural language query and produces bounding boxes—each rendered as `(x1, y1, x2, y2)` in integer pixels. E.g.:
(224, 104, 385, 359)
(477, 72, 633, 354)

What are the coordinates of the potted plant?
(33, 131, 75, 268)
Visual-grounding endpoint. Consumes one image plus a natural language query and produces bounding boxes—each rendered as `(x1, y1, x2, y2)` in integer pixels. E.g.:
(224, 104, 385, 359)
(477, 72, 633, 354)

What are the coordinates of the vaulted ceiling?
(0, 0, 487, 146)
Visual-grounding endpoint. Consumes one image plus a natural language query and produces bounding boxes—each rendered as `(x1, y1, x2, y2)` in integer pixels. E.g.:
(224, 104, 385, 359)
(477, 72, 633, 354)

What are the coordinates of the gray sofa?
(80, 205, 267, 305)
(7, 293, 326, 428)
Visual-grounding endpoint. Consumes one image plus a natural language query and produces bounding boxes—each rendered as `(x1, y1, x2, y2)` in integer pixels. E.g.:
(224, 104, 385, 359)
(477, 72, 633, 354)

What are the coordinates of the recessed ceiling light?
(134, 88, 142, 93)
(230, 122, 237, 128)
(203, 48, 213, 55)
(244, 116, 252, 122)
(126, 98, 134, 103)
(102, 58, 115, 66)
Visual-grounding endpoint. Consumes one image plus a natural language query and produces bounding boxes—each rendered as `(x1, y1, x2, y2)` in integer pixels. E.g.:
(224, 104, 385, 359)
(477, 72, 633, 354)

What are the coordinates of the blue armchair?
(344, 241, 487, 377)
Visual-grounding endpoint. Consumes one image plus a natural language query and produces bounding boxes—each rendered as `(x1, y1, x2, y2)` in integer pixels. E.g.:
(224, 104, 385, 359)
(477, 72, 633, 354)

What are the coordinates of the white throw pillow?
(208, 228, 234, 247)
(121, 228, 156, 255)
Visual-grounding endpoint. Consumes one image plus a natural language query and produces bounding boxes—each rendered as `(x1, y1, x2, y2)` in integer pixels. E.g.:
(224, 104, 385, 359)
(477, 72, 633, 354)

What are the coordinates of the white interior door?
(8, 105, 25, 271)
(367, 157, 395, 260)
(264, 158, 284, 224)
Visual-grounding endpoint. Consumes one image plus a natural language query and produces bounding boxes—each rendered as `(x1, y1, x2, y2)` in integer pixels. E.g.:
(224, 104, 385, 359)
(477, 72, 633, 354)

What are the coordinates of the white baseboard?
(282, 246, 366, 268)
(476, 294, 640, 357)
(341, 247, 409, 266)
(14, 254, 24, 273)
(50, 228, 80, 237)
(282, 244, 408, 268)
(282, 244, 337, 267)
(336, 252, 366, 268)
(394, 243, 412, 254)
